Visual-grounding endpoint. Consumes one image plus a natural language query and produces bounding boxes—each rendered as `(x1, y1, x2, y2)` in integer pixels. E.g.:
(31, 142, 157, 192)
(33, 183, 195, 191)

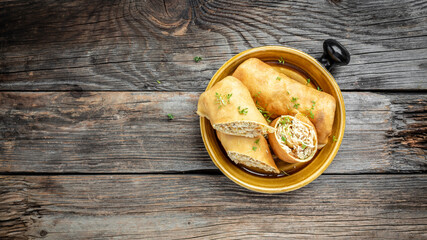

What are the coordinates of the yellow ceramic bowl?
(200, 46, 345, 193)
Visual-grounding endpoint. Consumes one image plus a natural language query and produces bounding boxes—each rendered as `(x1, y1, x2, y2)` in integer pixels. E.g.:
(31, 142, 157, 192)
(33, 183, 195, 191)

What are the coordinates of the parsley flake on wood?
(156, 80, 161, 84)
(194, 56, 202, 62)
(167, 113, 174, 120)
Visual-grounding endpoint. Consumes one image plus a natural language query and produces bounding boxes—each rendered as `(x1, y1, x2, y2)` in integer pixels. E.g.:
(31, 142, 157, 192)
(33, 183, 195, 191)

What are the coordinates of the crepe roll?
(268, 113, 318, 163)
(232, 58, 336, 147)
(197, 76, 275, 138)
(217, 132, 279, 174)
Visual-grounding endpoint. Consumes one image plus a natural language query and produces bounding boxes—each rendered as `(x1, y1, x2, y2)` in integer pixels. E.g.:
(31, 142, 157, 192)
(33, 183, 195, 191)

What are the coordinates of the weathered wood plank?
(0, 92, 425, 173)
(0, 174, 426, 239)
(1, 0, 426, 91)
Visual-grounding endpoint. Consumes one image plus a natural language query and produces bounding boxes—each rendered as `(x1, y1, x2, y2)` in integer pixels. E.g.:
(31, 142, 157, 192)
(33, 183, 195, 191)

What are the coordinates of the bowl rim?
(200, 46, 346, 193)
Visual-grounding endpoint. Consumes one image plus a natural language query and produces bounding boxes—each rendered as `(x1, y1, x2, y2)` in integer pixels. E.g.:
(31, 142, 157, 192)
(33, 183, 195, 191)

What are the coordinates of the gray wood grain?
(1, 174, 426, 239)
(1, 91, 425, 173)
(1, 0, 426, 91)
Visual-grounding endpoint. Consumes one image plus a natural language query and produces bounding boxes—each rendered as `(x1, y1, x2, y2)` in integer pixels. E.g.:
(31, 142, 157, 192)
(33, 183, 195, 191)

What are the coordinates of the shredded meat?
(276, 116, 316, 160)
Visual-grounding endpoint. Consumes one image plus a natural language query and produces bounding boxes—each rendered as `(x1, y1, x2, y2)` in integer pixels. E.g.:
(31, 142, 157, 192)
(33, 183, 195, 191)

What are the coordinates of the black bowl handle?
(317, 39, 350, 71)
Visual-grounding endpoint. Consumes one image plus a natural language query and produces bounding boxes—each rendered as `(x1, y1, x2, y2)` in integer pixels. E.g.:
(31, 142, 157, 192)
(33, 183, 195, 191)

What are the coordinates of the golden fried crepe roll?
(197, 76, 275, 138)
(217, 132, 279, 173)
(268, 113, 318, 163)
(232, 58, 336, 147)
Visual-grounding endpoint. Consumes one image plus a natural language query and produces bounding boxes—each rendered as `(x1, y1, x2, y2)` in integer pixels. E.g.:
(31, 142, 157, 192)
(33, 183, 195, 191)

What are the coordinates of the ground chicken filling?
(276, 116, 316, 160)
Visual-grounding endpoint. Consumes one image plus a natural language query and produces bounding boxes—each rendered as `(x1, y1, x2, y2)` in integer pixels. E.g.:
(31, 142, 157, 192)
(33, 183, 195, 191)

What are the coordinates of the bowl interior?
(200, 46, 345, 193)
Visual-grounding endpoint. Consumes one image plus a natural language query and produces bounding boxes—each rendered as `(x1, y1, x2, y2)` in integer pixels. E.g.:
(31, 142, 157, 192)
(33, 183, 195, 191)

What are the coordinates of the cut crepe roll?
(232, 58, 336, 147)
(217, 131, 279, 174)
(268, 113, 318, 163)
(197, 76, 275, 138)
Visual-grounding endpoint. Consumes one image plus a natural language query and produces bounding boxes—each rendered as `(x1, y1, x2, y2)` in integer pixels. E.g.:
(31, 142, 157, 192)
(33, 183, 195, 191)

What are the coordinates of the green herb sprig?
(194, 56, 202, 62)
(257, 105, 272, 123)
(167, 113, 174, 120)
(215, 92, 232, 108)
(279, 116, 290, 125)
(307, 100, 316, 119)
(238, 106, 248, 115)
(281, 136, 287, 144)
(308, 109, 314, 119)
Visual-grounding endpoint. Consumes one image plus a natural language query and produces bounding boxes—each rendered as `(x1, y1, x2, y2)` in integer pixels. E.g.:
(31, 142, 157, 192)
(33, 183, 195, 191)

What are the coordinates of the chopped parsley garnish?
(226, 93, 232, 103)
(157, 80, 161, 84)
(317, 86, 323, 92)
(306, 78, 310, 85)
(215, 92, 232, 108)
(304, 100, 315, 118)
(291, 97, 298, 103)
(167, 113, 174, 120)
(253, 91, 261, 98)
(302, 143, 307, 150)
(279, 116, 290, 125)
(309, 109, 314, 119)
(257, 104, 272, 123)
(254, 139, 260, 145)
(278, 57, 285, 64)
(194, 56, 202, 62)
(238, 106, 248, 115)
(287, 91, 290, 95)
(276, 76, 281, 81)
(281, 136, 287, 144)
(293, 103, 300, 109)
(333, 135, 337, 142)
(252, 146, 257, 151)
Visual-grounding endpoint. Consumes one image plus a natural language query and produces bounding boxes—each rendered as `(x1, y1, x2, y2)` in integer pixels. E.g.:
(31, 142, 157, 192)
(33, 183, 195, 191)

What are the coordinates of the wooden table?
(1, 1, 426, 239)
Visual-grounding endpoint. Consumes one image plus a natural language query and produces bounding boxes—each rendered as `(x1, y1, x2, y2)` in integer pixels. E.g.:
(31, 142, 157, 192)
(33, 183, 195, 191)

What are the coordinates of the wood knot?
(136, 0, 192, 36)
(40, 230, 48, 237)
(70, 85, 83, 98)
